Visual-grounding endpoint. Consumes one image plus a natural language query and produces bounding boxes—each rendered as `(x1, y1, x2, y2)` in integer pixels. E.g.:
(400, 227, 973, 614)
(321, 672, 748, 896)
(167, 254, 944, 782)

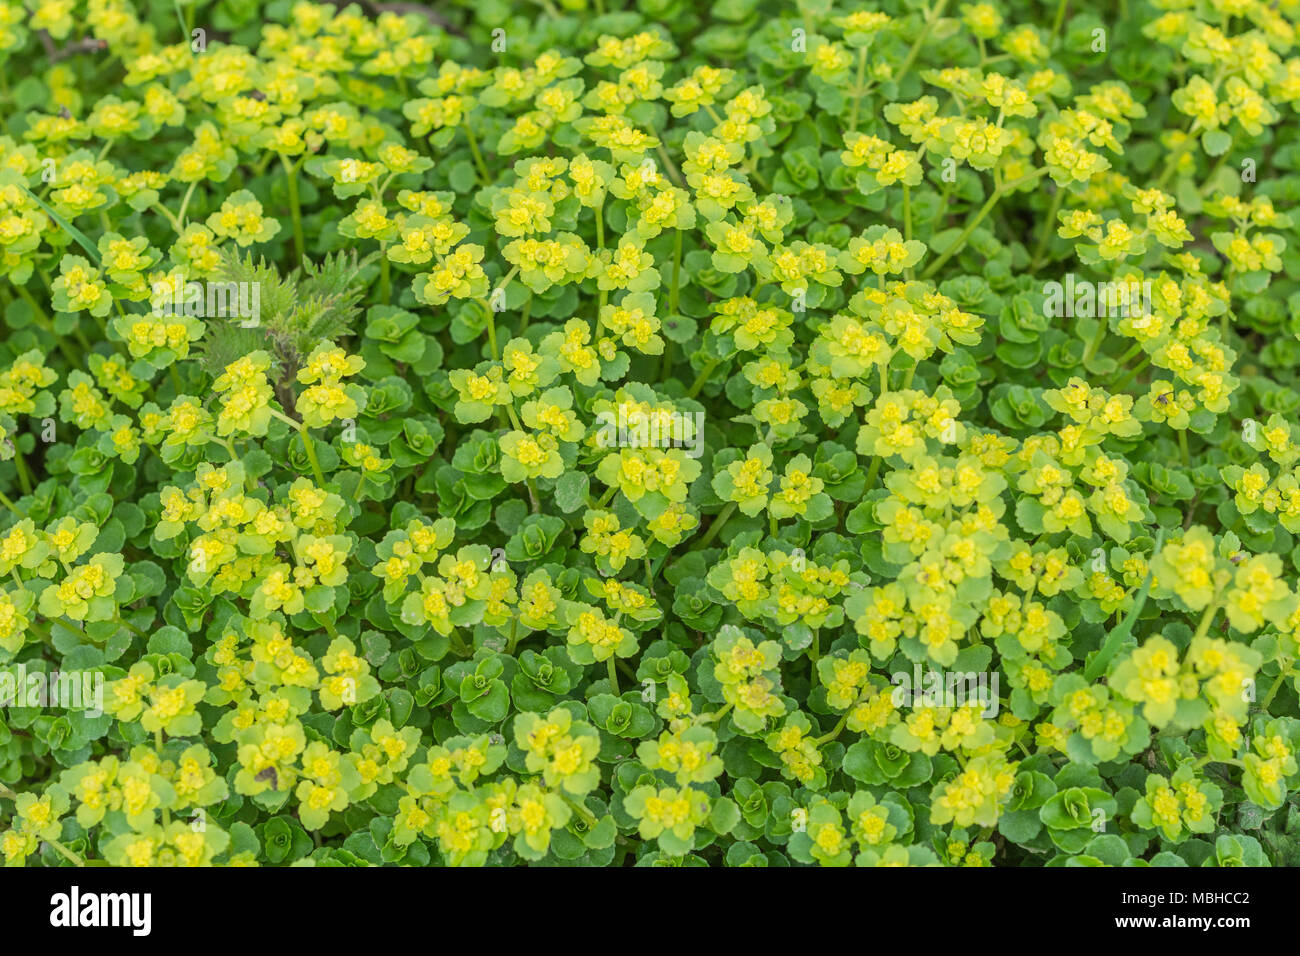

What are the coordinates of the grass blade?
(20, 184, 101, 266)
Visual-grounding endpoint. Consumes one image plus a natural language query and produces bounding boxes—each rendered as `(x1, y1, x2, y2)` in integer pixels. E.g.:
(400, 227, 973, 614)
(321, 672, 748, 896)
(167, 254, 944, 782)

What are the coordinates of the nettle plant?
(0, 0, 1299, 869)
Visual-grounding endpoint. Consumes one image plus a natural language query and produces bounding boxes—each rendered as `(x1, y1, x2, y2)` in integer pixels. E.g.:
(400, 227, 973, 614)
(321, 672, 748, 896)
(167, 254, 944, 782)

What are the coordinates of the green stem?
(1116, 341, 1145, 365)
(280, 156, 306, 267)
(115, 613, 149, 641)
(14, 284, 79, 365)
(655, 144, 684, 188)
(560, 793, 599, 829)
(895, 0, 952, 86)
(607, 657, 619, 693)
(697, 501, 737, 548)
(815, 687, 872, 745)
(1084, 529, 1164, 682)
(151, 201, 183, 234)
(1261, 659, 1294, 710)
(1178, 429, 1190, 468)
(864, 455, 882, 491)
(921, 170, 1046, 279)
(1194, 755, 1242, 770)
(45, 836, 86, 867)
(1191, 595, 1222, 643)
(486, 307, 499, 361)
(902, 184, 912, 243)
(1082, 316, 1109, 364)
(1030, 186, 1065, 270)
(520, 293, 533, 334)
(176, 180, 198, 227)
(660, 228, 685, 379)
(669, 226, 683, 315)
(704, 702, 733, 724)
(744, 157, 769, 192)
(1050, 0, 1069, 43)
(1112, 356, 1151, 392)
(1198, 138, 1233, 196)
(686, 358, 721, 398)
(849, 46, 868, 133)
(1156, 127, 1200, 189)
(1258, 660, 1289, 712)
(12, 449, 32, 496)
(299, 424, 326, 486)
(463, 118, 491, 185)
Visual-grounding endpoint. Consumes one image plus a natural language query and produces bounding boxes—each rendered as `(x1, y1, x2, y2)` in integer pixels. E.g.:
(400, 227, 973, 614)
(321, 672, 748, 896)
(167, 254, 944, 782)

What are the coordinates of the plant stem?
(864, 455, 882, 491)
(14, 283, 79, 365)
(895, 0, 952, 87)
(902, 184, 912, 243)
(560, 793, 599, 829)
(1112, 356, 1150, 391)
(463, 118, 491, 184)
(655, 144, 684, 188)
(520, 293, 533, 334)
(669, 226, 683, 315)
(298, 425, 326, 486)
(1156, 127, 1200, 189)
(815, 687, 872, 744)
(1082, 316, 1109, 364)
(660, 228, 685, 379)
(686, 358, 720, 398)
(1191, 595, 1222, 642)
(697, 501, 737, 548)
(921, 170, 1046, 278)
(1050, 0, 1069, 43)
(12, 450, 32, 496)
(486, 307, 499, 361)
(151, 201, 183, 233)
(45, 836, 86, 867)
(280, 156, 306, 267)
(1261, 658, 1293, 710)
(1084, 529, 1163, 682)
(176, 180, 198, 227)
(115, 613, 149, 641)
(1194, 755, 1242, 770)
(1116, 341, 1145, 365)
(704, 702, 733, 724)
(1030, 186, 1065, 269)
(1198, 138, 1233, 196)
(607, 657, 619, 693)
(849, 46, 868, 132)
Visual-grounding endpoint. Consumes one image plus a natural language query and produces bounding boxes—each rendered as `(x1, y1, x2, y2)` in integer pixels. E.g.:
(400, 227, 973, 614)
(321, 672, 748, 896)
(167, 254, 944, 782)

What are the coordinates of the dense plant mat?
(1, 0, 1300, 868)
